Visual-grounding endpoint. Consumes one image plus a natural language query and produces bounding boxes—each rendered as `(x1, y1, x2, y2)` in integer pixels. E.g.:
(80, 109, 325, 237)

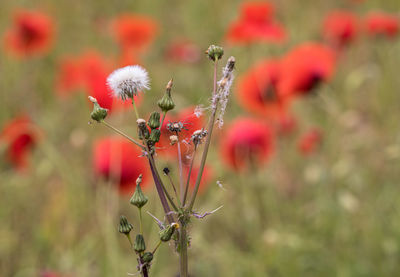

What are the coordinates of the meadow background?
(1, 0, 400, 276)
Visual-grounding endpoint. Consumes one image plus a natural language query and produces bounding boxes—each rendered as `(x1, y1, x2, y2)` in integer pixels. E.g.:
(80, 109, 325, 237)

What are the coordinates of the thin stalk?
(179, 225, 188, 277)
(152, 240, 162, 254)
(131, 97, 140, 119)
(125, 234, 133, 247)
(159, 111, 167, 131)
(166, 173, 181, 207)
(139, 208, 143, 234)
(101, 121, 144, 149)
(182, 145, 197, 206)
(176, 135, 184, 202)
(147, 155, 175, 224)
(188, 60, 219, 212)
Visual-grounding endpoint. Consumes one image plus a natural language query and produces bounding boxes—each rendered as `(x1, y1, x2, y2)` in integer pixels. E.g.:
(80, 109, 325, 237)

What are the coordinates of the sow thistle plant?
(88, 45, 235, 277)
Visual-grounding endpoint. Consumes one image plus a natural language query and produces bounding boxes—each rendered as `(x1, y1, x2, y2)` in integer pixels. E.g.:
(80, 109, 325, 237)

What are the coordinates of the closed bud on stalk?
(88, 96, 108, 122)
(149, 129, 161, 144)
(130, 174, 148, 208)
(205, 45, 224, 61)
(134, 234, 146, 253)
(158, 79, 175, 112)
(142, 252, 154, 263)
(118, 215, 133, 235)
(148, 112, 161, 129)
(137, 119, 150, 140)
(159, 223, 179, 242)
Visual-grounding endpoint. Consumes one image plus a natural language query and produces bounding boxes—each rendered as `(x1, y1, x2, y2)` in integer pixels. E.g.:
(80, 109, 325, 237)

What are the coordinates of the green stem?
(139, 208, 143, 234)
(176, 135, 184, 203)
(179, 225, 188, 277)
(188, 60, 219, 212)
(166, 173, 182, 207)
(131, 97, 140, 119)
(152, 240, 162, 254)
(159, 111, 167, 131)
(101, 121, 144, 149)
(182, 145, 197, 206)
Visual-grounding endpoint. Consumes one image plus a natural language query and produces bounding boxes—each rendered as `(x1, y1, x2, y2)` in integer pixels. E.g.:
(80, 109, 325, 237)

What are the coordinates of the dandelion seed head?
(107, 65, 150, 100)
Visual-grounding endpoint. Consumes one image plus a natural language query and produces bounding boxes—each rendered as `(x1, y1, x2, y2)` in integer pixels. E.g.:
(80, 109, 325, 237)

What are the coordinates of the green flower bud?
(149, 129, 161, 144)
(89, 96, 108, 122)
(157, 79, 175, 113)
(205, 45, 224, 61)
(130, 175, 148, 208)
(142, 252, 154, 263)
(118, 215, 133, 235)
(134, 234, 146, 253)
(159, 223, 179, 242)
(148, 112, 161, 129)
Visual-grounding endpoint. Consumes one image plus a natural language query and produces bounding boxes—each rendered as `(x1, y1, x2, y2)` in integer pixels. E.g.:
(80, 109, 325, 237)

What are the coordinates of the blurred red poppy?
(237, 59, 290, 118)
(221, 118, 274, 170)
(323, 11, 359, 47)
(93, 137, 149, 194)
(4, 9, 54, 57)
(157, 106, 205, 161)
(364, 12, 399, 38)
(165, 40, 201, 64)
(226, 1, 286, 44)
(278, 42, 337, 97)
(112, 14, 158, 52)
(297, 128, 322, 155)
(276, 112, 297, 136)
(0, 115, 40, 170)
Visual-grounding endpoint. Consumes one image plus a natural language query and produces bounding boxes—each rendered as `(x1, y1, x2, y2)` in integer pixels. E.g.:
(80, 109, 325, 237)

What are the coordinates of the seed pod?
(148, 111, 161, 129)
(159, 223, 179, 242)
(134, 234, 146, 253)
(130, 175, 148, 208)
(142, 252, 154, 263)
(89, 96, 108, 122)
(118, 215, 133, 235)
(158, 79, 175, 113)
(205, 45, 224, 61)
(149, 129, 161, 144)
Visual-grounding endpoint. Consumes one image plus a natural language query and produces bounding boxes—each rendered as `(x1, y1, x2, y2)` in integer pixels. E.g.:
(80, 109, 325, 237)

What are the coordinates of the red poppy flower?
(323, 11, 359, 47)
(364, 12, 399, 38)
(157, 107, 205, 161)
(165, 40, 201, 64)
(184, 165, 214, 194)
(297, 128, 322, 155)
(54, 56, 83, 97)
(4, 9, 54, 57)
(221, 118, 274, 170)
(237, 59, 290, 118)
(93, 137, 149, 194)
(226, 1, 286, 44)
(112, 14, 158, 52)
(0, 115, 40, 170)
(41, 272, 61, 277)
(278, 42, 337, 97)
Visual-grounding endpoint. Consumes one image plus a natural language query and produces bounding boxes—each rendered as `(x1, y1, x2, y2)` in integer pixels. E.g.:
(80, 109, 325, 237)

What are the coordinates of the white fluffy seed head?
(106, 65, 150, 100)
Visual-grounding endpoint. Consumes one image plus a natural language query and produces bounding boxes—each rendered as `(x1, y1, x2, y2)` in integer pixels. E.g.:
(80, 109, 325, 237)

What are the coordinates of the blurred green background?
(1, 0, 400, 276)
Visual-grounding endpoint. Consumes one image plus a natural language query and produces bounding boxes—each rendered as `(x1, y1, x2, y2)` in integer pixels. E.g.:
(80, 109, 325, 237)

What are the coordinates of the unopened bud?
(149, 129, 161, 144)
(148, 112, 160, 129)
(118, 215, 133, 235)
(142, 252, 154, 263)
(134, 234, 146, 253)
(130, 174, 148, 208)
(169, 135, 178, 145)
(89, 96, 108, 122)
(206, 45, 224, 61)
(159, 223, 179, 242)
(158, 79, 175, 113)
(137, 118, 150, 140)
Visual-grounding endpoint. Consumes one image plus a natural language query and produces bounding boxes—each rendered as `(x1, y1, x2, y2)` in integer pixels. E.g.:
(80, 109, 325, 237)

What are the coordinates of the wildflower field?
(1, 0, 400, 276)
